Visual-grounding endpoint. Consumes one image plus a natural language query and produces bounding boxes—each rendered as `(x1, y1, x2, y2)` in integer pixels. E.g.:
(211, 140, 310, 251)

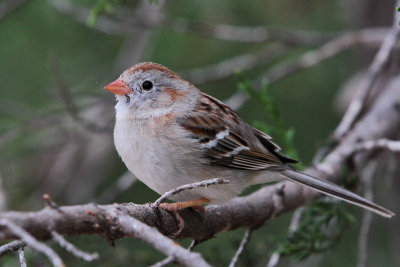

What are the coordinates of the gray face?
(114, 68, 197, 119)
(117, 70, 162, 109)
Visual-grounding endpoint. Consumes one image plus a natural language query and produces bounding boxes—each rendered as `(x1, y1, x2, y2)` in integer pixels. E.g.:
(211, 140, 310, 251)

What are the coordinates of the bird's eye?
(142, 80, 153, 90)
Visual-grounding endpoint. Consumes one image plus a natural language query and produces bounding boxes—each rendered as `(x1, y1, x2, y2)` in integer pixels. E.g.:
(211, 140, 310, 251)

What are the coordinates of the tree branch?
(51, 231, 99, 262)
(117, 215, 210, 267)
(0, 240, 26, 257)
(333, 25, 400, 140)
(47, 0, 334, 45)
(225, 27, 389, 110)
(266, 208, 304, 267)
(228, 228, 252, 267)
(149, 240, 198, 267)
(352, 139, 400, 154)
(179, 44, 288, 84)
(0, 219, 64, 267)
(18, 247, 26, 267)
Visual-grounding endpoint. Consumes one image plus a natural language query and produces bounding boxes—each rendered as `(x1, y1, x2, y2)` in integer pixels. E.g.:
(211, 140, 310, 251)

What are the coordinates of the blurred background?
(0, 0, 399, 266)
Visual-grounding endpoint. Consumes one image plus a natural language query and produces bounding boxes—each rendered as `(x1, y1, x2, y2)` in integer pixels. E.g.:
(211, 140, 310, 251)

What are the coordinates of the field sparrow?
(105, 62, 393, 218)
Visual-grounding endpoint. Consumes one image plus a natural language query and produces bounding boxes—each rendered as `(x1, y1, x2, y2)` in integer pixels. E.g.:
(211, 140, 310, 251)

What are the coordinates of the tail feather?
(281, 169, 394, 218)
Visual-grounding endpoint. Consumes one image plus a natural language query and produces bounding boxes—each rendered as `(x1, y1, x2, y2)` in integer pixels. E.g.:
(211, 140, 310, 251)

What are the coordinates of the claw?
(158, 198, 210, 236)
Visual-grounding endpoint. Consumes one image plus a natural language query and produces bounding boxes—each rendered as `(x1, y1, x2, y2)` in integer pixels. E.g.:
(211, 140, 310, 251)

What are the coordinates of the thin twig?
(288, 208, 304, 232)
(118, 215, 210, 267)
(152, 178, 230, 207)
(48, 0, 334, 45)
(49, 54, 112, 134)
(352, 139, 400, 154)
(0, 219, 64, 267)
(266, 252, 280, 267)
(150, 256, 174, 267)
(228, 228, 253, 267)
(180, 45, 289, 84)
(0, 240, 26, 257)
(333, 22, 400, 140)
(225, 27, 389, 110)
(266, 208, 304, 267)
(150, 240, 199, 267)
(258, 29, 389, 85)
(18, 247, 27, 267)
(162, 18, 334, 45)
(188, 240, 198, 251)
(43, 194, 61, 211)
(51, 231, 99, 262)
(356, 161, 377, 267)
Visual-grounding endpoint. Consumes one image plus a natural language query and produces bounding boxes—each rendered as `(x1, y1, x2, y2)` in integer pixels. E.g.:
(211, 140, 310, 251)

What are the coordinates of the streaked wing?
(176, 93, 297, 170)
(252, 127, 298, 164)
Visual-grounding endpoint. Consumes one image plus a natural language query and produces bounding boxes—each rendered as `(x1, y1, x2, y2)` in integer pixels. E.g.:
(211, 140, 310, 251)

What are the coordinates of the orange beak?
(104, 79, 131, 95)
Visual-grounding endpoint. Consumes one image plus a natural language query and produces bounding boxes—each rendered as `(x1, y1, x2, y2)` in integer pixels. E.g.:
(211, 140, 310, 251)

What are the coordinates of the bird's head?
(105, 62, 197, 119)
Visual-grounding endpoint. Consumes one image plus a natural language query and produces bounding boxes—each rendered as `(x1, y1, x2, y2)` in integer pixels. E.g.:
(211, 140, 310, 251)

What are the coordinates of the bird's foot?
(159, 198, 210, 236)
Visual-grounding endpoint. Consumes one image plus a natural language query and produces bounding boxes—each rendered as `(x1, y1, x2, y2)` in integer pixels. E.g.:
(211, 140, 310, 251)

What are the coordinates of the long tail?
(281, 169, 394, 218)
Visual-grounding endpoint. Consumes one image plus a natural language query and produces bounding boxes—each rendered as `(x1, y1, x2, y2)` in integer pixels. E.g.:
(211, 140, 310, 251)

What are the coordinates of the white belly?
(114, 118, 177, 195)
(113, 116, 261, 203)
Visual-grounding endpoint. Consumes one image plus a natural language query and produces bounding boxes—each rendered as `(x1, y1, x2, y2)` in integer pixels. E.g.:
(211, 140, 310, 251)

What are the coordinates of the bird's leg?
(159, 198, 210, 236)
(159, 198, 210, 210)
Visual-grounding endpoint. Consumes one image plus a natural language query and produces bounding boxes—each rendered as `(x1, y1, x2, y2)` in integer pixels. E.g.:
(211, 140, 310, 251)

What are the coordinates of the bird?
(104, 62, 394, 219)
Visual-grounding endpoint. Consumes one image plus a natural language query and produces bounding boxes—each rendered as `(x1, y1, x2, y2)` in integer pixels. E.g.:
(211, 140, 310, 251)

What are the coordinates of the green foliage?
(276, 200, 355, 261)
(88, 0, 123, 25)
(397, 7, 400, 25)
(236, 72, 303, 168)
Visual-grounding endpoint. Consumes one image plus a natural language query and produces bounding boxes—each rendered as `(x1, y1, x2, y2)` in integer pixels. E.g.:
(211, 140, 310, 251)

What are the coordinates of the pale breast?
(114, 115, 205, 194)
(114, 118, 165, 193)
(113, 115, 258, 203)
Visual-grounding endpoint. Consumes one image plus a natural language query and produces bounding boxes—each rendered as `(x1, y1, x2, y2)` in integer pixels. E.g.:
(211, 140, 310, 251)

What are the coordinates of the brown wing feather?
(177, 93, 298, 170)
(252, 128, 299, 164)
